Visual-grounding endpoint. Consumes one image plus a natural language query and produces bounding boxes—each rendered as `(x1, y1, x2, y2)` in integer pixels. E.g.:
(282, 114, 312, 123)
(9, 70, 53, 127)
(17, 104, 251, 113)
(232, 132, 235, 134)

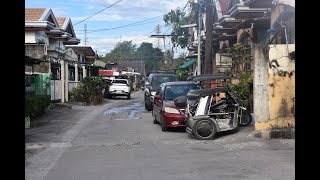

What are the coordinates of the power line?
(75, 15, 162, 32)
(73, 0, 123, 26)
(76, 19, 161, 34)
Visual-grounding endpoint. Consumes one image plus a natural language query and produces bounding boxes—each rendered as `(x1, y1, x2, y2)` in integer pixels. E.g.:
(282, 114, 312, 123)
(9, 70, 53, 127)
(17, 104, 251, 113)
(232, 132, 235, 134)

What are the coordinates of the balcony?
(25, 44, 47, 60)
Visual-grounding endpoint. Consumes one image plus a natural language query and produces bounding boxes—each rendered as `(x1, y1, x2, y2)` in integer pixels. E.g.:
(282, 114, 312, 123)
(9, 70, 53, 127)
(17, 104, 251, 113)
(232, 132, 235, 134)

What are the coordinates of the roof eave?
(25, 21, 55, 29)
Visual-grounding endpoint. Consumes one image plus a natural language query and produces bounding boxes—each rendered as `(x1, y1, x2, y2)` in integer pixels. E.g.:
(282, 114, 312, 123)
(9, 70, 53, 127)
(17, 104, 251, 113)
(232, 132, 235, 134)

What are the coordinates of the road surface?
(25, 91, 295, 180)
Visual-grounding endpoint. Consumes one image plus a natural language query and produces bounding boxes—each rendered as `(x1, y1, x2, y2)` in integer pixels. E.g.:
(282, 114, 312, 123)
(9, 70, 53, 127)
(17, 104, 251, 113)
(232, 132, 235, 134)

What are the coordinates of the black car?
(144, 73, 178, 111)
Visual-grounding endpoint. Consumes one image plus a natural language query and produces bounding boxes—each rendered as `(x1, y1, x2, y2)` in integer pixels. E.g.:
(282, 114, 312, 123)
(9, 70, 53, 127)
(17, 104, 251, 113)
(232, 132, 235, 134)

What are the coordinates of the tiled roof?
(56, 17, 67, 28)
(25, 8, 46, 21)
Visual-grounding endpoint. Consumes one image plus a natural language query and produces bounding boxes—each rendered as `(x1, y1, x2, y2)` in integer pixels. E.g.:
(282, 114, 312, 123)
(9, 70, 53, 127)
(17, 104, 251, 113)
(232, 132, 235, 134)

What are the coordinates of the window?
(112, 80, 128, 84)
(151, 75, 177, 86)
(164, 84, 201, 100)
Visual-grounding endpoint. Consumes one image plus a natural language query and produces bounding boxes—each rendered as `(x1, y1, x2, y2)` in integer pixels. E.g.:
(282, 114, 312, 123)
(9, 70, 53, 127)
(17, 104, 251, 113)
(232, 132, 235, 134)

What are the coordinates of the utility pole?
(204, 0, 213, 75)
(84, 24, 87, 45)
(197, 0, 201, 75)
(155, 24, 161, 48)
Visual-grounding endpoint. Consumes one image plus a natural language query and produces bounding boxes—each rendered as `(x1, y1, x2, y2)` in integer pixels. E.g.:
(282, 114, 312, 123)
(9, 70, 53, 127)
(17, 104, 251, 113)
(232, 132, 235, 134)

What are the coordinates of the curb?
(53, 102, 72, 109)
(253, 128, 295, 140)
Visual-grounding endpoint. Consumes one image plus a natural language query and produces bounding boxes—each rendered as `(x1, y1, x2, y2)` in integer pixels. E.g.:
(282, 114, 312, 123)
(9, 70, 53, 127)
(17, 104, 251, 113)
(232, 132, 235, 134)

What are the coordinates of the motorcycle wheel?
(193, 118, 217, 140)
(239, 110, 252, 126)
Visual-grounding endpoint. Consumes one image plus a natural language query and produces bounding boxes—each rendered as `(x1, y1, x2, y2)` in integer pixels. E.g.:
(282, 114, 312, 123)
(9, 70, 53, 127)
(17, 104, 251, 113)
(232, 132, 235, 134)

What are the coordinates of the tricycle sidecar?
(175, 74, 251, 140)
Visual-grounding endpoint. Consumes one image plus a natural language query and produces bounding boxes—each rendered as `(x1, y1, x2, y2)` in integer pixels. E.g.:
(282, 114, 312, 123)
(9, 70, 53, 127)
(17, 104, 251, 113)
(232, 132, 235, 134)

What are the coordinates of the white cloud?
(86, 5, 95, 10)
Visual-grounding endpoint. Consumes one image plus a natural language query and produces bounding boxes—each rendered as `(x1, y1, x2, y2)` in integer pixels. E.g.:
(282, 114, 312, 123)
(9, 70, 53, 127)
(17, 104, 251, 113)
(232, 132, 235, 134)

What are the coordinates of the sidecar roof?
(187, 87, 230, 97)
(188, 74, 231, 81)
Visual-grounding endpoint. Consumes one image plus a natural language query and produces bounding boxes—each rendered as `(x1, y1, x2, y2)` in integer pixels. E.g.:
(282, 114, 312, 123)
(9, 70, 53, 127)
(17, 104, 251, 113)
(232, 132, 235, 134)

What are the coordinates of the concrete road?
(25, 91, 295, 180)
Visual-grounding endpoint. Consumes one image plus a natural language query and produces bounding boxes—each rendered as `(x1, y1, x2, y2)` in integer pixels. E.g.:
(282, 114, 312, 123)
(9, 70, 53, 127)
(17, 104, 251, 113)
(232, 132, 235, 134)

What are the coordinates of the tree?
(136, 42, 164, 73)
(163, 5, 196, 49)
(102, 41, 137, 63)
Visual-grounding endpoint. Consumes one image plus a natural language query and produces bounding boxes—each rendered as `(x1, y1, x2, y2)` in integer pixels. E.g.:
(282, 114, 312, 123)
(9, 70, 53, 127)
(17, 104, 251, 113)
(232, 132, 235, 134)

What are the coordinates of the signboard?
(99, 70, 114, 77)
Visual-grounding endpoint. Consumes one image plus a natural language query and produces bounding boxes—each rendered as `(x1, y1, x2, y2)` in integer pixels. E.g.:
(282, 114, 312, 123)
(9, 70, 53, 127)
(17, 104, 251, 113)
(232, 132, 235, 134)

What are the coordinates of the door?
(153, 84, 165, 122)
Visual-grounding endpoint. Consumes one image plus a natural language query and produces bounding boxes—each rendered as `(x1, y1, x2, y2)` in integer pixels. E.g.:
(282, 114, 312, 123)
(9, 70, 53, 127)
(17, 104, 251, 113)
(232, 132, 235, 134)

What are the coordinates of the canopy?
(179, 58, 197, 69)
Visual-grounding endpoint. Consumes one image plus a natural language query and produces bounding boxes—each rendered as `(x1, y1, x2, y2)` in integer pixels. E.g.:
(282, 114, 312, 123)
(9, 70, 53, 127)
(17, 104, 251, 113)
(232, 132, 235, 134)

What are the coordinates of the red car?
(152, 81, 202, 131)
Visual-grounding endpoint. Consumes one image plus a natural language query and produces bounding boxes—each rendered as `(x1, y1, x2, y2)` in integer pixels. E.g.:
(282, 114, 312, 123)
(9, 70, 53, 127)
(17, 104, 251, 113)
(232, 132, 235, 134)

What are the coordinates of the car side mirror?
(154, 95, 161, 101)
(174, 96, 187, 108)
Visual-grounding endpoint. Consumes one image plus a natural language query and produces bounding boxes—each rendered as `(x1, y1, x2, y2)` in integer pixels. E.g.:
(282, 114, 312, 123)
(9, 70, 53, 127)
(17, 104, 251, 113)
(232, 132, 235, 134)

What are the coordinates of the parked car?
(152, 81, 202, 131)
(144, 73, 178, 111)
(107, 79, 131, 99)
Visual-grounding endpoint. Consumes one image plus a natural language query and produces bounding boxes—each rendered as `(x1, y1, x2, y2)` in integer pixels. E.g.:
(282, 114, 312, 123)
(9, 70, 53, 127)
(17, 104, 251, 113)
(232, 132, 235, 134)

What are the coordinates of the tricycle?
(174, 74, 252, 140)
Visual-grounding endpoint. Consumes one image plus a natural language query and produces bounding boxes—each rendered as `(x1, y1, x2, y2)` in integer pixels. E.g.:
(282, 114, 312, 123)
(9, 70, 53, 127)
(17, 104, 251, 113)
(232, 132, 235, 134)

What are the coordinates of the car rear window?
(151, 75, 177, 86)
(113, 80, 127, 84)
(164, 84, 201, 100)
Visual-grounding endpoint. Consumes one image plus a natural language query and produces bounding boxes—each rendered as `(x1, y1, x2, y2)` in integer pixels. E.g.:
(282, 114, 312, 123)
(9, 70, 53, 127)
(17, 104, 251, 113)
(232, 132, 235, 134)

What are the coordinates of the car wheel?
(152, 110, 159, 124)
(108, 95, 112, 99)
(193, 118, 217, 140)
(127, 93, 131, 100)
(160, 113, 168, 132)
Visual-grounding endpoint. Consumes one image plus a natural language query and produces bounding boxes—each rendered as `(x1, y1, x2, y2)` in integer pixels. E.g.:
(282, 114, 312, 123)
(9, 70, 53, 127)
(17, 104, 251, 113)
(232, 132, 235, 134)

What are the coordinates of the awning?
(180, 58, 197, 69)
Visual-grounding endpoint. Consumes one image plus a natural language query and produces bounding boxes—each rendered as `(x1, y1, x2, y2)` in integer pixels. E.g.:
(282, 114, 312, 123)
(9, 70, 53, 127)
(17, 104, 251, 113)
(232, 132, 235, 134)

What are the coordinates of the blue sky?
(26, 0, 190, 57)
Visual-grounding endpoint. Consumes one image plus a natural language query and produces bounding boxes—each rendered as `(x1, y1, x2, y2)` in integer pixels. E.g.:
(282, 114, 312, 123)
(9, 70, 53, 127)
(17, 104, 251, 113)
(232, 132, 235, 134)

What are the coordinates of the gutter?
(25, 21, 55, 29)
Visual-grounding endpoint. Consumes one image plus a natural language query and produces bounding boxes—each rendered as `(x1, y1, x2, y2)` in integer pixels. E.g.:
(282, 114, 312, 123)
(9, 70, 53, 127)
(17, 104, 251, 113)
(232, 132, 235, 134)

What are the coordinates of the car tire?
(193, 118, 217, 140)
(160, 113, 168, 132)
(127, 93, 131, 100)
(108, 95, 112, 99)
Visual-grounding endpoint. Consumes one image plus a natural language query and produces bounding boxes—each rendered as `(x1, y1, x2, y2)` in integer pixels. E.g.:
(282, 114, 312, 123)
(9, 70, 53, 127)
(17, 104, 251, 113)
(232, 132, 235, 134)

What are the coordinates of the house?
(253, 0, 295, 138)
(25, 8, 81, 102)
(179, 0, 295, 138)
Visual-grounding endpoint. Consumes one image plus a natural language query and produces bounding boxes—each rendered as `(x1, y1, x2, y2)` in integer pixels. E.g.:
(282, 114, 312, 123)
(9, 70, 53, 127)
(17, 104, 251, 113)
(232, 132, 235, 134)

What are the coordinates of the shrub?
(25, 95, 51, 119)
(229, 71, 253, 110)
(72, 76, 105, 105)
(70, 86, 85, 102)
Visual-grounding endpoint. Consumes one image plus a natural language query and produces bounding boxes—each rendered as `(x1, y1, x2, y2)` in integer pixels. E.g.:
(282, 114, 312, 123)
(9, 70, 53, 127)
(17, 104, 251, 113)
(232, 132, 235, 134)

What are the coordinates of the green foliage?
(163, 8, 194, 48)
(176, 69, 188, 81)
(25, 95, 51, 119)
(71, 76, 105, 105)
(229, 72, 253, 109)
(136, 42, 164, 73)
(101, 41, 164, 73)
(101, 41, 137, 63)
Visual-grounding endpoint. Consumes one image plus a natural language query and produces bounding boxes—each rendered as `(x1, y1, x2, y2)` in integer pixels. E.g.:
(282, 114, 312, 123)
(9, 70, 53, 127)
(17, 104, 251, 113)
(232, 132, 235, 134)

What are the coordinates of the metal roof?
(187, 87, 230, 97)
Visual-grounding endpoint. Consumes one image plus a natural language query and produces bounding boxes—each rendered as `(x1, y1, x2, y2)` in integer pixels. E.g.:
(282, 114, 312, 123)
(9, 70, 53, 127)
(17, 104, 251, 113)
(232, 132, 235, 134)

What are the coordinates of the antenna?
(84, 24, 87, 45)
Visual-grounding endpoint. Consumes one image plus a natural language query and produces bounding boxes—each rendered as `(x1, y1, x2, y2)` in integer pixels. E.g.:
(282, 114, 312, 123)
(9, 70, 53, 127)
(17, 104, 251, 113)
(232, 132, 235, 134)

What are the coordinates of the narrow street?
(25, 90, 294, 180)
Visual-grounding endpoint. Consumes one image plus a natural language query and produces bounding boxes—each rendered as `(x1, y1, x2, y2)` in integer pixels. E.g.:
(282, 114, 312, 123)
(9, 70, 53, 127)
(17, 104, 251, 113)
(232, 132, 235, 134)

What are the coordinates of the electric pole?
(155, 24, 161, 48)
(204, 0, 213, 75)
(203, 0, 214, 88)
(197, 0, 201, 75)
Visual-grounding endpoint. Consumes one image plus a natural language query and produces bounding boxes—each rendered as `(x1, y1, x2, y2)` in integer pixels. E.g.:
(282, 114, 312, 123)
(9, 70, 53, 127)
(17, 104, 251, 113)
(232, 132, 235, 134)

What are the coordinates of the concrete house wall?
(254, 44, 295, 131)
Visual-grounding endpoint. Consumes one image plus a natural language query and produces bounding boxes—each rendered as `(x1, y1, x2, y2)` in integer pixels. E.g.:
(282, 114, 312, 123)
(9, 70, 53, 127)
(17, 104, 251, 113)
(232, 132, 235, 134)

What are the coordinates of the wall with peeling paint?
(253, 44, 295, 131)
(268, 44, 295, 120)
(253, 45, 270, 124)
